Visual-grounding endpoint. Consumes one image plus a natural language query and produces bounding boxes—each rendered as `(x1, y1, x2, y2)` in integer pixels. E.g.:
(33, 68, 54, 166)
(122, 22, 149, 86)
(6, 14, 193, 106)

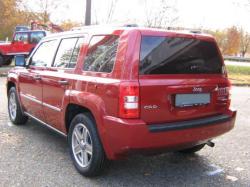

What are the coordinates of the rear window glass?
(140, 36, 223, 75)
(83, 35, 119, 73)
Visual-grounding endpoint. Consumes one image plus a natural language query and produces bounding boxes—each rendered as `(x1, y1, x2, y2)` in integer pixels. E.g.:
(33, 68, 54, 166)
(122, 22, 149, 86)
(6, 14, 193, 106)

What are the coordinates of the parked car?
(7, 27, 237, 177)
(0, 30, 46, 66)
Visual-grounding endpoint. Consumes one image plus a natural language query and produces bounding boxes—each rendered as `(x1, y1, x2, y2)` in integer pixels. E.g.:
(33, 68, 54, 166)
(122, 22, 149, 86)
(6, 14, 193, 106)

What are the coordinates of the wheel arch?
(64, 103, 95, 134)
(64, 102, 114, 159)
(7, 81, 16, 95)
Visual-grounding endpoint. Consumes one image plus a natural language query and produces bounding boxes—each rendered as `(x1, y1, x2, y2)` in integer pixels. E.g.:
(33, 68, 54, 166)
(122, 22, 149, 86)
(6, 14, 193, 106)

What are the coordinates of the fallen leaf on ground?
(235, 167, 244, 172)
(226, 175, 238, 182)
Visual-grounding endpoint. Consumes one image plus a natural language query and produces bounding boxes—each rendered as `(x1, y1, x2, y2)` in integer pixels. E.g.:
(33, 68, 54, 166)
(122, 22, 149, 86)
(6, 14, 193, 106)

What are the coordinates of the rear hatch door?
(139, 35, 229, 124)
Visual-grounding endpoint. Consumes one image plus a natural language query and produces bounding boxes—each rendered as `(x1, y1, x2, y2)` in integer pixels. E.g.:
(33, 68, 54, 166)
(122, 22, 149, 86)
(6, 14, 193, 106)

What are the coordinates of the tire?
(5, 58, 12, 66)
(0, 55, 4, 66)
(68, 113, 108, 177)
(8, 87, 28, 125)
(178, 144, 206, 154)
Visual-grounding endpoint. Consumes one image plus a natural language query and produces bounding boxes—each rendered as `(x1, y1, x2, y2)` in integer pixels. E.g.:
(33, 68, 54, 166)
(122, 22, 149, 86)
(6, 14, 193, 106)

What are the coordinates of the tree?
(144, 0, 178, 28)
(0, 0, 19, 39)
(106, 0, 118, 24)
(0, 0, 50, 40)
(211, 30, 228, 54)
(60, 20, 81, 31)
(92, 0, 119, 24)
(224, 26, 240, 56)
(20, 0, 67, 24)
(239, 28, 250, 57)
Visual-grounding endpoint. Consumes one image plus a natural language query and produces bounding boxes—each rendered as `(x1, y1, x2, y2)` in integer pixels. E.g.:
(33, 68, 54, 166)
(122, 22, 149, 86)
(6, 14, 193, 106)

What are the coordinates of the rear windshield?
(140, 36, 223, 75)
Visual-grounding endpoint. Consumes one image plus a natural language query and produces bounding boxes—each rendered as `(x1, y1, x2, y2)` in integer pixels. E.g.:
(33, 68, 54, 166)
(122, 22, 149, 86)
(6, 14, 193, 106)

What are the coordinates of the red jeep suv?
(7, 27, 237, 177)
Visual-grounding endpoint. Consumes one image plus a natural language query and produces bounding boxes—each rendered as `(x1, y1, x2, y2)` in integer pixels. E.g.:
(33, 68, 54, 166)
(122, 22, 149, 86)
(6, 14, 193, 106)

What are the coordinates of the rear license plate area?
(175, 93, 210, 108)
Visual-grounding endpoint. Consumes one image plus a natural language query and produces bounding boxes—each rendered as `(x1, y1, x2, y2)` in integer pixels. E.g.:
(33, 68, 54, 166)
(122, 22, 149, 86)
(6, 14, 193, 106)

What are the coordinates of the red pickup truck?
(7, 27, 236, 177)
(0, 30, 46, 66)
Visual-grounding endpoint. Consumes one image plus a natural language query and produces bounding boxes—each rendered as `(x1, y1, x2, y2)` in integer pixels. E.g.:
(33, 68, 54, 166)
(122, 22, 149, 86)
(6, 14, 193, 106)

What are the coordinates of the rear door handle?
(58, 80, 69, 85)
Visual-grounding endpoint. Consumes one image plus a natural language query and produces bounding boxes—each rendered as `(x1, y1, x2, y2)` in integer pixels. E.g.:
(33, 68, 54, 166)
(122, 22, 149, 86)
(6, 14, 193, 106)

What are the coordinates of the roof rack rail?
(123, 24, 138, 27)
(189, 30, 202, 34)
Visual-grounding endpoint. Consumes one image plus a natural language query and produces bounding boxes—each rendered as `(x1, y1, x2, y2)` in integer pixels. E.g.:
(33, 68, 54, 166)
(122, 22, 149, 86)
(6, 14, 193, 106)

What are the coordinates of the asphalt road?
(0, 77, 249, 187)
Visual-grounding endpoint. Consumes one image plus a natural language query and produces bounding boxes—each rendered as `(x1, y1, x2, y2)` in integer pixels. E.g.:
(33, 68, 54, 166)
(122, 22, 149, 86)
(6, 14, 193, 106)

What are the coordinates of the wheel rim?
(9, 92, 17, 120)
(72, 123, 93, 168)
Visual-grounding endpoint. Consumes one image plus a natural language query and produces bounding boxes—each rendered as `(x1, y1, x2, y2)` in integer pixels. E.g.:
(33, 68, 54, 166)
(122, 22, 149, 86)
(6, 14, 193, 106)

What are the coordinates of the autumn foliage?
(210, 26, 250, 57)
(0, 0, 79, 40)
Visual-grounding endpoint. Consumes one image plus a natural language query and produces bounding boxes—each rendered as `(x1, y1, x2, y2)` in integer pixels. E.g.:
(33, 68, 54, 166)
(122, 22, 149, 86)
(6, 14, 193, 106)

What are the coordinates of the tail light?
(217, 86, 231, 107)
(119, 82, 140, 119)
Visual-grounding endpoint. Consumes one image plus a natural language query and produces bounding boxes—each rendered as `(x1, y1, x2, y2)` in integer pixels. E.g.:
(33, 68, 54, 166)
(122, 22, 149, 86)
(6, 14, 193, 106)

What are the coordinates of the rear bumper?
(102, 110, 237, 160)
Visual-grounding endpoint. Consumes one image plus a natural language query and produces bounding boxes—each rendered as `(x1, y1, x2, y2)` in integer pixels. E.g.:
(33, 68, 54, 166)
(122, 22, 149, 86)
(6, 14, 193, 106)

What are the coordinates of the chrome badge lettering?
(144, 105, 159, 110)
(193, 87, 203, 93)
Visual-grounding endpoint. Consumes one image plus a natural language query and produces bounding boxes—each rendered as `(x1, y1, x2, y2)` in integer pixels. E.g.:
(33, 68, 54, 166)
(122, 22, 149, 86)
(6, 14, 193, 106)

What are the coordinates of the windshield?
(140, 36, 223, 75)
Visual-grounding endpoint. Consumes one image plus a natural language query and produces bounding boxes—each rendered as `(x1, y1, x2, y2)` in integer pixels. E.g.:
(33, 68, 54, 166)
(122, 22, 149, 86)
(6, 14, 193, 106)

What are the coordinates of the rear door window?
(83, 35, 119, 73)
(68, 37, 84, 68)
(140, 36, 223, 75)
(53, 38, 78, 68)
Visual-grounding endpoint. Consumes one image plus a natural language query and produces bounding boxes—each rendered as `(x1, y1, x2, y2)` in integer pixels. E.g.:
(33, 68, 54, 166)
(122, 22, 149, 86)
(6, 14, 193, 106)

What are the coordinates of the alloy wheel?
(72, 123, 93, 168)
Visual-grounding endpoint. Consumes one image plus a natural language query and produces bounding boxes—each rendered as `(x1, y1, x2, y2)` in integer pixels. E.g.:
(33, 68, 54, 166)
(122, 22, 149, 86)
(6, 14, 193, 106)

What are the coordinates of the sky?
(25, 0, 250, 31)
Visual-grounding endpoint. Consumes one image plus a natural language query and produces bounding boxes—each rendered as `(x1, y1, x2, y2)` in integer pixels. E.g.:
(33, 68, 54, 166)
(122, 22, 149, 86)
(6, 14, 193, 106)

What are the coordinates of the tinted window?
(140, 36, 222, 75)
(14, 33, 28, 42)
(30, 32, 45, 44)
(83, 35, 119, 73)
(53, 38, 78, 68)
(30, 40, 57, 67)
(69, 37, 84, 68)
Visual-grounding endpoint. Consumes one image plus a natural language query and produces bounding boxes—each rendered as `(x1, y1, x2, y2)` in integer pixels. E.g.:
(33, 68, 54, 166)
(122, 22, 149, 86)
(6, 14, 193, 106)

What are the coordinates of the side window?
(69, 37, 84, 68)
(30, 32, 45, 44)
(14, 33, 28, 42)
(53, 38, 78, 68)
(83, 35, 119, 73)
(30, 40, 57, 67)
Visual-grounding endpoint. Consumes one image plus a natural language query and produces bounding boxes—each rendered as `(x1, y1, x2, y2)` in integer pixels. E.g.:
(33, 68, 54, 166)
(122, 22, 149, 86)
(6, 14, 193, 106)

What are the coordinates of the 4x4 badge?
(144, 105, 159, 110)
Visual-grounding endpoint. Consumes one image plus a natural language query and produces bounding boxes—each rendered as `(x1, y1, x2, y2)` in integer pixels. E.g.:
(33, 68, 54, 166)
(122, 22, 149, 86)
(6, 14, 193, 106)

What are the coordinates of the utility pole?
(85, 0, 91, 25)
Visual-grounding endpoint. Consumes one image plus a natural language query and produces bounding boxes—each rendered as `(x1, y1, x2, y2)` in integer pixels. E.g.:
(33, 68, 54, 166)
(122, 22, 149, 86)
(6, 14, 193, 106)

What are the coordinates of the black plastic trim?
(148, 114, 232, 133)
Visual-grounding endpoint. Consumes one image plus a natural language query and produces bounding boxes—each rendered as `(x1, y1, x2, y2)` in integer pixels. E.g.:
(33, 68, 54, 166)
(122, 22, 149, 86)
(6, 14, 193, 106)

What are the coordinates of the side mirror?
(14, 55, 26, 67)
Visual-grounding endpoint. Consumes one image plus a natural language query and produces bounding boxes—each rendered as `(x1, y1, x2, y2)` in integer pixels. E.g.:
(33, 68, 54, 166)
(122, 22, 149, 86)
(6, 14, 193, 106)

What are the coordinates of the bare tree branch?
(106, 0, 118, 23)
(144, 0, 178, 28)
(240, 28, 250, 57)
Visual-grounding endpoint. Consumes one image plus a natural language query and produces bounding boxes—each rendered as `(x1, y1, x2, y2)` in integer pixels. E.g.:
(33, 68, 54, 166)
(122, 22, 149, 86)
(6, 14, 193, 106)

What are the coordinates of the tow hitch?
(206, 141, 215, 147)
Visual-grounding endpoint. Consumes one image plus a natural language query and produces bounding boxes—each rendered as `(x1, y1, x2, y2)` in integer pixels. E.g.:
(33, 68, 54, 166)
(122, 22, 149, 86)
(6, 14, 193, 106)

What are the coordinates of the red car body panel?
(7, 27, 237, 160)
(103, 110, 236, 159)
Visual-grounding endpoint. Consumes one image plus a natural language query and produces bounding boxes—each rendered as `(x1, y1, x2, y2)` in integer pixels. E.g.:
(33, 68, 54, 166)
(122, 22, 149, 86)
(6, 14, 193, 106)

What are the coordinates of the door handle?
(33, 75, 41, 80)
(58, 80, 69, 85)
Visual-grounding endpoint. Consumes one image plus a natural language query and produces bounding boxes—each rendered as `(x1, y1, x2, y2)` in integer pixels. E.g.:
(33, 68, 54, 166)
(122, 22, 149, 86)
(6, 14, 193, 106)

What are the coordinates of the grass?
(227, 65, 250, 86)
